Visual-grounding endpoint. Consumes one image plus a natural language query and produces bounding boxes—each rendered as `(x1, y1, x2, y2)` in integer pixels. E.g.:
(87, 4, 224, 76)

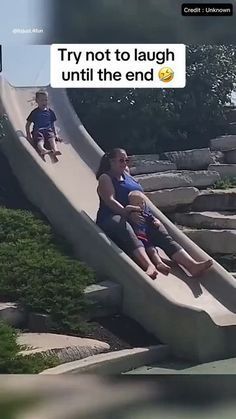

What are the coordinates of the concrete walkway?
(125, 357, 236, 374)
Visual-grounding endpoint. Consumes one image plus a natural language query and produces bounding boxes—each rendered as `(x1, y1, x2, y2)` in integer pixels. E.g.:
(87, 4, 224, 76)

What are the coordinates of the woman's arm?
(97, 174, 140, 217)
(97, 174, 127, 216)
(25, 121, 32, 142)
(152, 217, 161, 227)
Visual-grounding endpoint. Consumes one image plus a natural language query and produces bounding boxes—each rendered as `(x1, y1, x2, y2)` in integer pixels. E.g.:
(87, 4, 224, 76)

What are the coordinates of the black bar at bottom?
(182, 3, 233, 16)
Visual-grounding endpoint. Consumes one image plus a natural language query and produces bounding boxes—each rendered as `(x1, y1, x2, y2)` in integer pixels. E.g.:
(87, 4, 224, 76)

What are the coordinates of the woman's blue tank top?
(96, 172, 143, 225)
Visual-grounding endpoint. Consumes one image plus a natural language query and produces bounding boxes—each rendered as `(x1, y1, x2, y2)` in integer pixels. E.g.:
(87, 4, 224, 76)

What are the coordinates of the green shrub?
(0, 206, 76, 258)
(6, 352, 58, 374)
(0, 207, 95, 332)
(213, 177, 236, 190)
(0, 240, 94, 332)
(0, 320, 19, 369)
(0, 321, 59, 374)
(0, 207, 53, 244)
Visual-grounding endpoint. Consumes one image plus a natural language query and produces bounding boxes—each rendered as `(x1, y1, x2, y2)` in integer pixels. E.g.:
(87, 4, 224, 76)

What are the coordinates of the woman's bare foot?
(156, 262, 171, 276)
(190, 259, 213, 277)
(53, 150, 62, 156)
(146, 264, 158, 279)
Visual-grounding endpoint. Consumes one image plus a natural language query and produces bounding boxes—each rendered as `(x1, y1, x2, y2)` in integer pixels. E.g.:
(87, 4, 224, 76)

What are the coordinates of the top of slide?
(1, 78, 236, 362)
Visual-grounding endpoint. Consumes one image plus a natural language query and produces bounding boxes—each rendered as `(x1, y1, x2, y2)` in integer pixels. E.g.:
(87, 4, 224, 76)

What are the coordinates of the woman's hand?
(123, 205, 144, 224)
(127, 210, 145, 225)
(124, 205, 141, 214)
(153, 217, 161, 227)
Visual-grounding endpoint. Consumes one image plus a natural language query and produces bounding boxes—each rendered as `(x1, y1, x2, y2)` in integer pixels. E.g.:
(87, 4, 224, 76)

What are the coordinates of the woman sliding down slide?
(96, 148, 213, 280)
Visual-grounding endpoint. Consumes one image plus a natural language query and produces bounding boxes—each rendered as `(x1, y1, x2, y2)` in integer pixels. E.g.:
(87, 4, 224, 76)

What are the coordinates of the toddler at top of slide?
(25, 90, 62, 157)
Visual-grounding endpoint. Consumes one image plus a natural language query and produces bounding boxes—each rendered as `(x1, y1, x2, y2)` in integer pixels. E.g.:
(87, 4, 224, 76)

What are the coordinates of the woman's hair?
(96, 148, 126, 179)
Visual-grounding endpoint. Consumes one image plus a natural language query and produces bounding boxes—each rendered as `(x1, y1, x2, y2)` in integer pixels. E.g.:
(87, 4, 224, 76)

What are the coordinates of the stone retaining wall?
(132, 136, 236, 212)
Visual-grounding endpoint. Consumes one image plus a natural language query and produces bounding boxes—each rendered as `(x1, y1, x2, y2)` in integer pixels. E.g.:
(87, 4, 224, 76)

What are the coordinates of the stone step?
(172, 211, 236, 230)
(224, 150, 236, 164)
(0, 302, 26, 327)
(210, 151, 224, 164)
(210, 135, 236, 152)
(83, 280, 122, 319)
(132, 154, 160, 161)
(225, 108, 236, 123)
(18, 333, 110, 363)
(160, 148, 211, 170)
(135, 170, 220, 192)
(213, 255, 236, 272)
(146, 187, 199, 211)
(183, 228, 236, 254)
(229, 123, 236, 135)
(130, 157, 176, 175)
(209, 164, 236, 179)
(191, 189, 236, 211)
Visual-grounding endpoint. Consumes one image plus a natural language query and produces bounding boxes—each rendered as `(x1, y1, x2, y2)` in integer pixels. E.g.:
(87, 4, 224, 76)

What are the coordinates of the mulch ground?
(86, 314, 160, 351)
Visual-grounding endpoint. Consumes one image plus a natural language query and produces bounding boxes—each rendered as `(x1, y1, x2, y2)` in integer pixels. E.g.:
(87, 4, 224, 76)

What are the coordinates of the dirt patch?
(86, 314, 160, 351)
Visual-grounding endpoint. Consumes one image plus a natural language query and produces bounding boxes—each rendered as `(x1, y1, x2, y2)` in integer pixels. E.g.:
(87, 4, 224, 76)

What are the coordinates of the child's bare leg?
(37, 139, 50, 155)
(160, 256, 177, 268)
(146, 247, 171, 275)
(49, 137, 62, 155)
(132, 247, 158, 279)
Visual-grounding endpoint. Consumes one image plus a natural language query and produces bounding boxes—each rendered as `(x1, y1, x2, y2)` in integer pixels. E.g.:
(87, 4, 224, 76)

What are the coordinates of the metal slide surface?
(1, 78, 236, 362)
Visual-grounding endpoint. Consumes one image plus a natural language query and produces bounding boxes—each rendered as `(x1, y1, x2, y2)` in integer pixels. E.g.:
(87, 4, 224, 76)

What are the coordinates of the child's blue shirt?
(27, 107, 56, 132)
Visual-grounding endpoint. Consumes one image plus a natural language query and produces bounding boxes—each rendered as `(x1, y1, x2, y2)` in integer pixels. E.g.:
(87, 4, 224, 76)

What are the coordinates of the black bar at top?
(182, 3, 233, 16)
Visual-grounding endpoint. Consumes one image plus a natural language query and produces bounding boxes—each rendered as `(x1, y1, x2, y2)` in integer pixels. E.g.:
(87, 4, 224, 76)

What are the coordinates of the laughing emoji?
(158, 67, 174, 83)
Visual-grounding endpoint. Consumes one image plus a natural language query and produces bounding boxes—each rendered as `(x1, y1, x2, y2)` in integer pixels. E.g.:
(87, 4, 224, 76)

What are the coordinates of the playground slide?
(1, 78, 236, 362)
